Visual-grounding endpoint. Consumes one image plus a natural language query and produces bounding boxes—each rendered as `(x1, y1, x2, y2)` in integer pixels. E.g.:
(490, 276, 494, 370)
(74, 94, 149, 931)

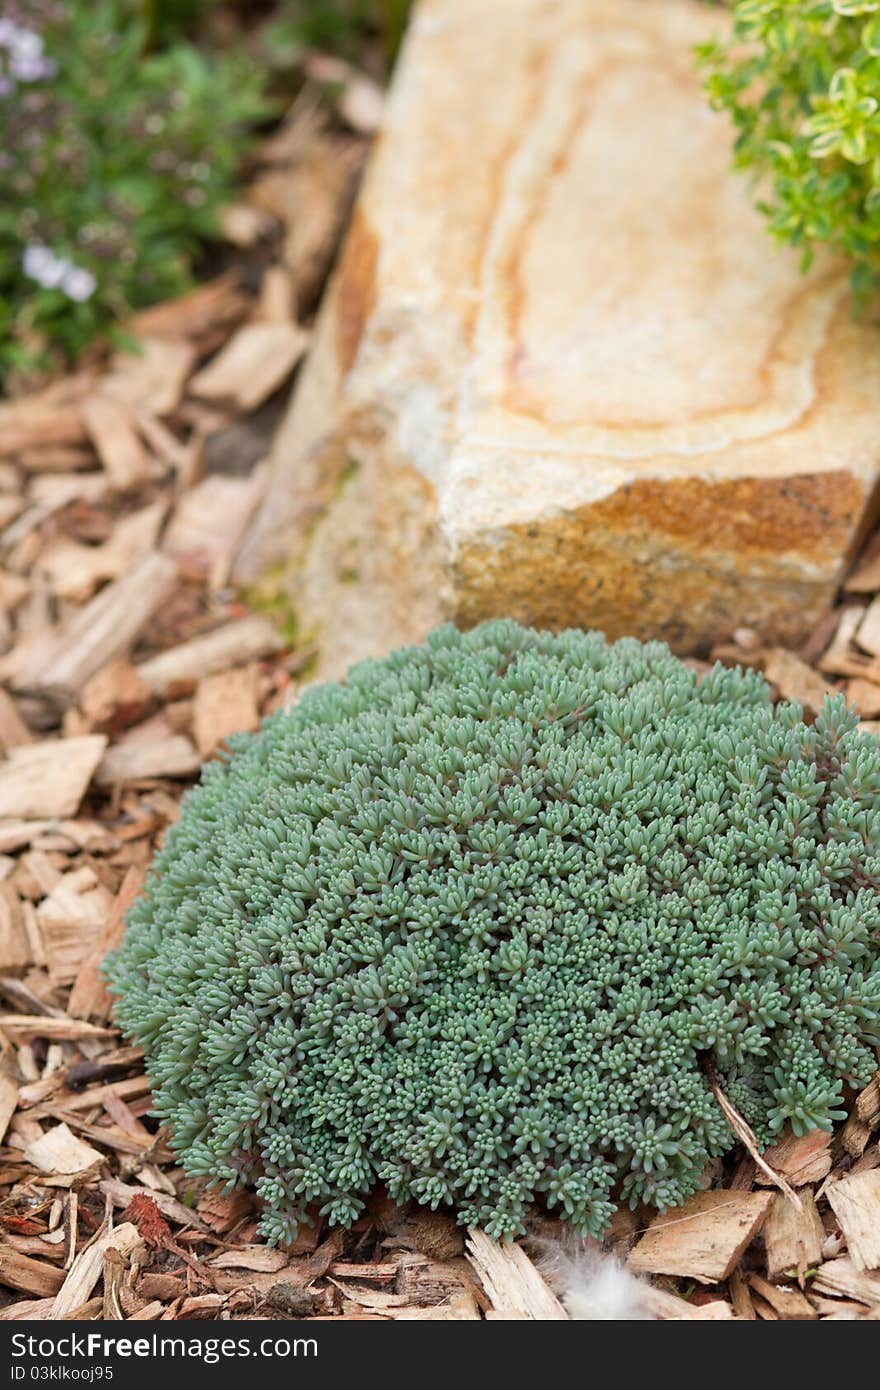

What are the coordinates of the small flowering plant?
(0, 1, 269, 386)
(699, 0, 880, 301)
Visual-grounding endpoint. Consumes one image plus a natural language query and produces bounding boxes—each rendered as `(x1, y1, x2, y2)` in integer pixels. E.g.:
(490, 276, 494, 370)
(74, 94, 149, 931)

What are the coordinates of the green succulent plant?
(699, 0, 880, 299)
(106, 621, 880, 1245)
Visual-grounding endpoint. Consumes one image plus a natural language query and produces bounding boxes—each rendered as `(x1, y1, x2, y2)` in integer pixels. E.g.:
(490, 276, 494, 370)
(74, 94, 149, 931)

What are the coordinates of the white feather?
(535, 1238, 656, 1321)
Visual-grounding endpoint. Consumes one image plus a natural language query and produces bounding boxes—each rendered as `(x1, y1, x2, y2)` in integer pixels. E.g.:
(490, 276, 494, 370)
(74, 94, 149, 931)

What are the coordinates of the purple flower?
(62, 265, 96, 302)
(22, 244, 97, 301)
(0, 19, 55, 86)
(22, 243, 55, 283)
(11, 52, 55, 81)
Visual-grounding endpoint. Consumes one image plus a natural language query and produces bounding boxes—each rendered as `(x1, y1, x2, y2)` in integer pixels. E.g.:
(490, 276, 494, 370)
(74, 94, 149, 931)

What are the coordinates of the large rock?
(236, 0, 880, 677)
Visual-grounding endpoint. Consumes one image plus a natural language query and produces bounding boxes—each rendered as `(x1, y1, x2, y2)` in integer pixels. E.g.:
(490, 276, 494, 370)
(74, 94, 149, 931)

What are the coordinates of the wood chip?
(95, 734, 200, 786)
(18, 848, 61, 896)
(100, 1179, 208, 1232)
(659, 1292, 737, 1320)
(137, 1273, 184, 1304)
(162, 469, 265, 587)
(17, 445, 93, 475)
(128, 274, 247, 344)
(747, 1273, 816, 1320)
(845, 548, 880, 594)
(845, 677, 880, 719)
(763, 648, 835, 714)
(210, 1246, 289, 1273)
(328, 1281, 405, 1310)
(79, 660, 152, 735)
(193, 665, 260, 757)
(0, 819, 109, 855)
(764, 1189, 825, 1279)
(811, 1257, 880, 1308)
(839, 1109, 872, 1160)
(0, 395, 89, 457)
(173, 1292, 228, 1319)
(0, 690, 34, 752)
(0, 569, 29, 614)
(219, 202, 276, 249)
(759, 1129, 833, 1187)
(50, 1220, 141, 1320)
(15, 553, 178, 705)
(189, 323, 310, 413)
(25, 1122, 103, 1176)
(330, 1261, 397, 1284)
(124, 1299, 164, 1321)
(256, 132, 361, 310)
(338, 74, 385, 135)
(628, 1190, 774, 1284)
(0, 1073, 19, 1143)
(0, 494, 23, 525)
(38, 500, 167, 602)
(0, 1297, 57, 1319)
(819, 605, 868, 678)
(81, 396, 155, 490)
(28, 1074, 148, 1119)
(26, 472, 111, 511)
(36, 868, 114, 988)
(134, 411, 192, 478)
(391, 1251, 467, 1301)
(465, 1230, 567, 1320)
(856, 1073, 880, 1131)
(136, 615, 283, 697)
(727, 1267, 755, 1319)
(826, 1171, 880, 1271)
(0, 1016, 115, 1042)
(0, 883, 31, 974)
(811, 1295, 872, 1319)
(857, 595, 880, 658)
(0, 496, 23, 529)
(102, 338, 196, 418)
(68, 866, 144, 1021)
(0, 735, 106, 820)
(393, 1291, 480, 1320)
(0, 1246, 66, 1298)
(253, 265, 296, 325)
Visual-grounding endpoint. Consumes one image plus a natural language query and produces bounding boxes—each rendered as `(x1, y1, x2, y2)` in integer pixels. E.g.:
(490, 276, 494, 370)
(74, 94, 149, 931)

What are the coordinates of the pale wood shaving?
(189, 323, 310, 413)
(811, 1258, 880, 1308)
(81, 396, 156, 490)
(465, 1228, 568, 1320)
(764, 1189, 825, 1280)
(15, 553, 178, 704)
(628, 1190, 774, 1284)
(50, 1221, 142, 1320)
(0, 736, 107, 820)
(136, 616, 283, 697)
(24, 1122, 104, 1177)
(826, 1171, 880, 1272)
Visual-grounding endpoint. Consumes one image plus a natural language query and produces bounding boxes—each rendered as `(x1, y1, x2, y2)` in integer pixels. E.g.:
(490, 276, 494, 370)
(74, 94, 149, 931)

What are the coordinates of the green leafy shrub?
(271, 0, 412, 67)
(699, 0, 880, 299)
(106, 621, 880, 1244)
(0, 1, 268, 385)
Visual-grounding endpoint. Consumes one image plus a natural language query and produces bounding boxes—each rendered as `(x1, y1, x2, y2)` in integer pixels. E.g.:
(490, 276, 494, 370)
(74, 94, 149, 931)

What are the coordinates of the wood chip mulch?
(0, 58, 878, 1323)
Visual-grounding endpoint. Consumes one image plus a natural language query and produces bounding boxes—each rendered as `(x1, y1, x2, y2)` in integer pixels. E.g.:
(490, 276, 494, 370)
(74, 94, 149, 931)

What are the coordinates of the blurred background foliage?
(0, 0, 412, 389)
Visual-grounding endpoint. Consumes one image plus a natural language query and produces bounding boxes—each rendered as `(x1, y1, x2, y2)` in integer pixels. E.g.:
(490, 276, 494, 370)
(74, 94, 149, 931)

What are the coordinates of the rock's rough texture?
(236, 0, 880, 676)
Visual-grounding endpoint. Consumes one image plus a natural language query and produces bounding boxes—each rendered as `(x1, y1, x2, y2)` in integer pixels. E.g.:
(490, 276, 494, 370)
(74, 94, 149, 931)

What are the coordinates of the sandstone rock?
(236, 0, 880, 677)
